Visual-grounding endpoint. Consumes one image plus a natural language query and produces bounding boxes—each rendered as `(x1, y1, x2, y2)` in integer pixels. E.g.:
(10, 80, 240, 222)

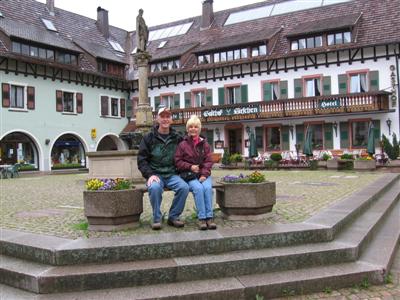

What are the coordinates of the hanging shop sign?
(318, 99, 340, 109)
(390, 65, 397, 107)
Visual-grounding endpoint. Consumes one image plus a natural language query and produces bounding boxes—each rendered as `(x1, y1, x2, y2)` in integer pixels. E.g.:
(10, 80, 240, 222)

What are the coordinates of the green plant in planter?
(221, 147, 231, 165)
(340, 153, 354, 160)
(86, 178, 132, 190)
(229, 153, 243, 164)
(270, 153, 282, 162)
(322, 153, 331, 161)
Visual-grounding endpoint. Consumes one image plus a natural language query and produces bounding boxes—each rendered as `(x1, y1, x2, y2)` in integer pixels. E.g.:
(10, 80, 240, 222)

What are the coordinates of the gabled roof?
(0, 18, 81, 52)
(286, 13, 362, 37)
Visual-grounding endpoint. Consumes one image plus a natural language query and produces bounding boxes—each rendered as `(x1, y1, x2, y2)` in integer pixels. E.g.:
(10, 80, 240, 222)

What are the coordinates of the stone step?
(1, 190, 398, 294)
(1, 174, 398, 267)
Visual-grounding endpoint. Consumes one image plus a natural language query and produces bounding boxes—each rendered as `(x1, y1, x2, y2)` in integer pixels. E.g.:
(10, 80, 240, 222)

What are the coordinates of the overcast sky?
(37, 0, 266, 30)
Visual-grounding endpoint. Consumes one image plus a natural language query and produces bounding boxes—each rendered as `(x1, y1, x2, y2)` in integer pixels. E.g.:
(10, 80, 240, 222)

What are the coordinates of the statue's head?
(139, 8, 143, 15)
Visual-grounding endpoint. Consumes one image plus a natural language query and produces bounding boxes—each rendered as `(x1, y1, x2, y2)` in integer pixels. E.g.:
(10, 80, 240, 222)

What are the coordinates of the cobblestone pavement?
(1, 169, 399, 299)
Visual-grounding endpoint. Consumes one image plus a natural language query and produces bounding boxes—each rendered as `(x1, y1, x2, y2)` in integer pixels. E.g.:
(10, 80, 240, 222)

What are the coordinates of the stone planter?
(216, 181, 276, 220)
(326, 159, 354, 170)
(83, 189, 143, 231)
(354, 160, 376, 170)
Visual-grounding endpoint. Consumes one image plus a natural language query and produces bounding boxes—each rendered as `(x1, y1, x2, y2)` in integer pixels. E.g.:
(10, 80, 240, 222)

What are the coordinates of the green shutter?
(340, 121, 349, 148)
(369, 71, 379, 91)
(206, 130, 214, 151)
(255, 127, 263, 149)
(280, 80, 288, 99)
(126, 98, 133, 118)
(154, 96, 160, 110)
(173, 94, 180, 109)
(241, 84, 248, 103)
(184, 92, 191, 108)
(373, 120, 381, 147)
(281, 126, 290, 150)
(218, 87, 225, 105)
(206, 89, 213, 106)
(324, 123, 333, 149)
(263, 82, 272, 101)
(296, 124, 304, 150)
(323, 76, 331, 96)
(294, 79, 302, 98)
(338, 74, 347, 94)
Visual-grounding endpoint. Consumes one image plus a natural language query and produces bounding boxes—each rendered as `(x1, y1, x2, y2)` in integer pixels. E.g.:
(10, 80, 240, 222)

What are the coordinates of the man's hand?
(191, 165, 200, 173)
(199, 176, 206, 182)
(147, 175, 160, 186)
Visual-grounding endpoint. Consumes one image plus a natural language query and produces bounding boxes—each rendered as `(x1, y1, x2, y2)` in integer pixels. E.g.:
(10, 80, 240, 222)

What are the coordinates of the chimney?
(46, 0, 55, 16)
(97, 6, 109, 38)
(201, 0, 214, 29)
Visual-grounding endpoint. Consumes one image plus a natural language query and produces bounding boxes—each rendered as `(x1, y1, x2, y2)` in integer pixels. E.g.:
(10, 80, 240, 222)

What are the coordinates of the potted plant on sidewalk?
(83, 178, 143, 231)
(216, 171, 276, 220)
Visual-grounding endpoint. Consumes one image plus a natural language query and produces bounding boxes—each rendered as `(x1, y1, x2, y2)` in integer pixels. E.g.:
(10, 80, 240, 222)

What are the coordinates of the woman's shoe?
(198, 220, 207, 230)
(206, 218, 217, 230)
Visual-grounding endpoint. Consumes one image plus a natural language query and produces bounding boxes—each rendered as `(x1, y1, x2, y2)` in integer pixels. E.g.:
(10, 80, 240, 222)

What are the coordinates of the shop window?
(266, 126, 281, 150)
(51, 134, 86, 169)
(349, 73, 367, 93)
(0, 132, 38, 168)
(351, 120, 368, 148)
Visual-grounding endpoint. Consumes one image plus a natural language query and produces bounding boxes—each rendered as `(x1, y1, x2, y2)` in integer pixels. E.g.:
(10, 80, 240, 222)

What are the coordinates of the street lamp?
(386, 118, 392, 135)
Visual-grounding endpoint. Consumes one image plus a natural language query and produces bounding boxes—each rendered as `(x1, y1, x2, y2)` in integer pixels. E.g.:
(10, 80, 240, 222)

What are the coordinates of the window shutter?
(323, 76, 331, 96)
(184, 92, 191, 108)
(26, 86, 35, 110)
(56, 90, 63, 112)
(294, 79, 302, 98)
(280, 80, 288, 99)
(281, 126, 290, 150)
(101, 96, 109, 116)
(263, 82, 272, 101)
(173, 94, 180, 109)
(76, 92, 83, 113)
(126, 98, 133, 118)
(240, 84, 248, 103)
(255, 127, 263, 149)
(2, 83, 10, 107)
(324, 123, 333, 149)
(338, 74, 347, 94)
(120, 98, 126, 117)
(372, 120, 380, 147)
(340, 121, 349, 148)
(218, 87, 225, 105)
(369, 71, 379, 91)
(296, 124, 304, 150)
(206, 89, 213, 106)
(154, 96, 160, 110)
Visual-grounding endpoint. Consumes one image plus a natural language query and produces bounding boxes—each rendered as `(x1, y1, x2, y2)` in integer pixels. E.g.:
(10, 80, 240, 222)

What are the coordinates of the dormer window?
(158, 41, 167, 49)
(251, 45, 267, 57)
(41, 18, 57, 32)
(327, 31, 351, 45)
(109, 40, 125, 53)
(291, 35, 322, 51)
(150, 59, 180, 72)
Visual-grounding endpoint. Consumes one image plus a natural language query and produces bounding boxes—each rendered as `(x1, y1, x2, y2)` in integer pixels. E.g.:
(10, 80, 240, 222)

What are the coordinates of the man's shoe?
(167, 219, 185, 228)
(198, 220, 207, 230)
(206, 218, 217, 230)
(151, 222, 162, 230)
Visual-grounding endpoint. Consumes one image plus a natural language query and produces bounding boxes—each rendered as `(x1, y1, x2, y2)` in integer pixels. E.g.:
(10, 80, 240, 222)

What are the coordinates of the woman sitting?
(174, 115, 216, 230)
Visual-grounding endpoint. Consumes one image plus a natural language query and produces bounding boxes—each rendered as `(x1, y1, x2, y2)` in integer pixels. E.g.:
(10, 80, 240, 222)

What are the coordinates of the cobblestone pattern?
(0, 170, 382, 238)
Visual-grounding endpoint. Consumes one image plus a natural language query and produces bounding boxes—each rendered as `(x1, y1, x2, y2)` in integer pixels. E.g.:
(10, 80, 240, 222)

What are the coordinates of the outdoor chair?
(5, 164, 20, 178)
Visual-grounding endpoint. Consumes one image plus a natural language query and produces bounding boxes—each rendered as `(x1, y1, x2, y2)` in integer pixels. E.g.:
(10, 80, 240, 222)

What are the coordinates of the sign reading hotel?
(318, 99, 340, 109)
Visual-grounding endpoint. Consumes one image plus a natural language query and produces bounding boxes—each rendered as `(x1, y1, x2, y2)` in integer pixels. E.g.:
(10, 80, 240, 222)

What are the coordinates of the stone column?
(134, 52, 153, 130)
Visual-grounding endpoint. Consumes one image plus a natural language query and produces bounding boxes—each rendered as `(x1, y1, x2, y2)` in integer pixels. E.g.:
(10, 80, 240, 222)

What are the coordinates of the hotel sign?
(318, 99, 340, 109)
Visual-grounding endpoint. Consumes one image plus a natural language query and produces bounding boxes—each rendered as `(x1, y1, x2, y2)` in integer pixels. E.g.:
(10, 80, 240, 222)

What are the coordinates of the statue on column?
(136, 9, 149, 52)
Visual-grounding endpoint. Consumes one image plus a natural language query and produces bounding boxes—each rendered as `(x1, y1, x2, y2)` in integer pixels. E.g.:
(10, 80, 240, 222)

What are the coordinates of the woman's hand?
(199, 176, 206, 182)
(191, 165, 200, 173)
(147, 175, 160, 186)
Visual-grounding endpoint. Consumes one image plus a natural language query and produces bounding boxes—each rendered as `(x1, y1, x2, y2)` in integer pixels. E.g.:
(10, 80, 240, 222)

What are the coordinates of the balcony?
(155, 91, 390, 125)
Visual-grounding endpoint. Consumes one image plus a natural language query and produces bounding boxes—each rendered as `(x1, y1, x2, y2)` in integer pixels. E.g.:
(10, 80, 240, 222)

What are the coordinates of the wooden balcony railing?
(154, 91, 390, 125)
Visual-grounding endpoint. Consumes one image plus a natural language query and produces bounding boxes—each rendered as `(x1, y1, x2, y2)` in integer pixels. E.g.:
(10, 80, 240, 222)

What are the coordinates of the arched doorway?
(0, 132, 39, 169)
(51, 134, 86, 169)
(97, 135, 127, 151)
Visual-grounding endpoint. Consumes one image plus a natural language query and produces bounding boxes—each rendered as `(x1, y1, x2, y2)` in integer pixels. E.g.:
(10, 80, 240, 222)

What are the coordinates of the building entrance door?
(228, 128, 242, 154)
